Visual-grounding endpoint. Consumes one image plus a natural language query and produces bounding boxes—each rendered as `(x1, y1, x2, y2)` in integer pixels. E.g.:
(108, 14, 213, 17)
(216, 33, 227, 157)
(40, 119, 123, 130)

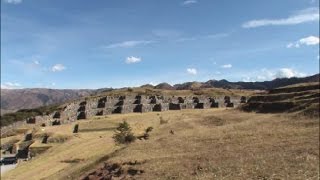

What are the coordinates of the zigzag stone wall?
(59, 95, 244, 122)
(1, 95, 246, 136)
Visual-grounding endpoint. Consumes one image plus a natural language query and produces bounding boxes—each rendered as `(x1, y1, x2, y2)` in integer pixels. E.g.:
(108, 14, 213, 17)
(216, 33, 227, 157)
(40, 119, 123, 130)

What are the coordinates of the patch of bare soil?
(80, 161, 146, 180)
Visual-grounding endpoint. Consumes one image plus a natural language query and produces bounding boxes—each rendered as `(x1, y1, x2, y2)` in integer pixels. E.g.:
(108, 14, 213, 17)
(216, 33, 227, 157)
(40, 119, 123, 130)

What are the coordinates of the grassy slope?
(2, 109, 318, 179)
(275, 82, 319, 89)
(2, 111, 163, 179)
(84, 110, 319, 179)
(243, 82, 319, 117)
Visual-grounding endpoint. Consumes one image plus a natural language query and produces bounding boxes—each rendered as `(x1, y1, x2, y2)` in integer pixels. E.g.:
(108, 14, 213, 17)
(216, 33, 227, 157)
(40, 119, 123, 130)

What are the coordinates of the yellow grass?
(276, 82, 319, 89)
(84, 110, 319, 179)
(2, 109, 319, 179)
(2, 110, 170, 179)
(1, 135, 22, 146)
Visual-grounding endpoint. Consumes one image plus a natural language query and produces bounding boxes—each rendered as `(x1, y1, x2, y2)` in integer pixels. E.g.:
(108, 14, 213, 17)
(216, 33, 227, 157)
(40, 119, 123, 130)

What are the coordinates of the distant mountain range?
(0, 88, 112, 114)
(1, 74, 318, 114)
(170, 73, 319, 90)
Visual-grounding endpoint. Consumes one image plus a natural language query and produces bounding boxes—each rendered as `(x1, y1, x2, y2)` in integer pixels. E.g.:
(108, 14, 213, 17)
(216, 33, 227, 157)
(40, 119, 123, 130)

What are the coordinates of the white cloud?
(206, 33, 229, 39)
(287, 36, 319, 48)
(182, 0, 198, 6)
(275, 68, 306, 78)
(317, 55, 319, 60)
(242, 7, 319, 28)
(104, 40, 153, 48)
(221, 64, 232, 68)
(3, 0, 22, 4)
(51, 64, 66, 72)
(1, 82, 22, 89)
(242, 76, 254, 82)
(259, 69, 276, 80)
(33, 60, 40, 65)
(299, 36, 320, 45)
(176, 33, 229, 42)
(149, 82, 157, 86)
(126, 56, 141, 64)
(187, 68, 197, 75)
(286, 43, 294, 48)
(242, 68, 307, 82)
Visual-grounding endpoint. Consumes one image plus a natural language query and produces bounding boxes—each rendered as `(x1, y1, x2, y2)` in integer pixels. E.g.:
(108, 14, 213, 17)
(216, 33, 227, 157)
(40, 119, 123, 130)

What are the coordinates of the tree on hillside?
(113, 121, 136, 144)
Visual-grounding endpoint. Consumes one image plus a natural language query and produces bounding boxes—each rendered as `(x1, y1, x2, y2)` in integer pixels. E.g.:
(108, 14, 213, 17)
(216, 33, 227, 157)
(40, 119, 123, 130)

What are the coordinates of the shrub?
(144, 127, 153, 140)
(113, 121, 136, 144)
(138, 126, 154, 140)
(145, 127, 153, 133)
(159, 116, 168, 124)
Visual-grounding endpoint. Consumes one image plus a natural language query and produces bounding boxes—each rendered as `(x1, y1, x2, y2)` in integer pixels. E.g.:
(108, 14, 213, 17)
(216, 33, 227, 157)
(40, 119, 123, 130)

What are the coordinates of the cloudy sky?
(1, 0, 319, 89)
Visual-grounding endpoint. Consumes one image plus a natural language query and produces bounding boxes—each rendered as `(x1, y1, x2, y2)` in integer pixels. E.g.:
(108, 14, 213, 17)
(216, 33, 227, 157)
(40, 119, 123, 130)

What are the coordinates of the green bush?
(113, 121, 136, 144)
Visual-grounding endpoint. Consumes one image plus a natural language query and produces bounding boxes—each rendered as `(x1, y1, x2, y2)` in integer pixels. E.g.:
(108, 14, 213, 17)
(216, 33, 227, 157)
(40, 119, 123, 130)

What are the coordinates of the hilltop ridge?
(1, 74, 318, 114)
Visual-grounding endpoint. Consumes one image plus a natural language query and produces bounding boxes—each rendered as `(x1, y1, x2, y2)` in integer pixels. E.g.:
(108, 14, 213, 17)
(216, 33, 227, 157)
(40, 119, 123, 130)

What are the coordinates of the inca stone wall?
(1, 95, 246, 136)
(58, 95, 244, 122)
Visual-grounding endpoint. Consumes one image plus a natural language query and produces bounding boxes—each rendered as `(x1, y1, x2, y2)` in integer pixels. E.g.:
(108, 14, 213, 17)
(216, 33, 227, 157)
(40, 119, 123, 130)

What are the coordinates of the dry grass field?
(2, 108, 318, 179)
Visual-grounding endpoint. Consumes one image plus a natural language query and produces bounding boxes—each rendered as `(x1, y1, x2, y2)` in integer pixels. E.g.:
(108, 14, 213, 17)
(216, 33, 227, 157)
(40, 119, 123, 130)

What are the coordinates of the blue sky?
(1, 0, 319, 89)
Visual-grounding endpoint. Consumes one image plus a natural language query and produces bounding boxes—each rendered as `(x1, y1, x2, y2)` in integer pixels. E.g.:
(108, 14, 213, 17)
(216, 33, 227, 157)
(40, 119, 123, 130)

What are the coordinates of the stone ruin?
(77, 101, 87, 120)
(53, 95, 242, 122)
(224, 96, 234, 107)
(42, 134, 49, 144)
(11, 131, 34, 159)
(240, 96, 247, 103)
(1, 95, 245, 136)
(26, 117, 36, 124)
(52, 120, 61, 126)
(53, 112, 61, 119)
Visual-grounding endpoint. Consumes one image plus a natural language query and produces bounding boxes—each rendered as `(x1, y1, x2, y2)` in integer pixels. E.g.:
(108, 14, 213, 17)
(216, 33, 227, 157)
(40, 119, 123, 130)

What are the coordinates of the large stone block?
(77, 111, 86, 120)
(169, 103, 181, 110)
